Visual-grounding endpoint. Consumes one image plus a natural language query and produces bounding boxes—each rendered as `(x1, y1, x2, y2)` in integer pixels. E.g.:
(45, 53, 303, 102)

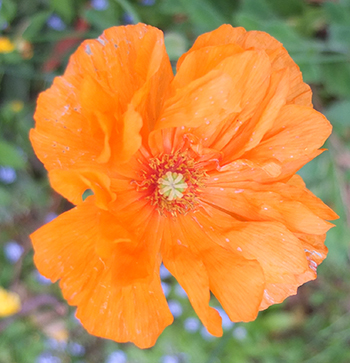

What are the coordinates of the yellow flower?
(0, 37, 15, 53)
(0, 287, 21, 317)
(10, 100, 24, 113)
(15, 38, 33, 59)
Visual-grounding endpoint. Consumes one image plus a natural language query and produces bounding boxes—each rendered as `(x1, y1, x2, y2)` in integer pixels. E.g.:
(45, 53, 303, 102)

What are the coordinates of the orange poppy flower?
(30, 23, 338, 348)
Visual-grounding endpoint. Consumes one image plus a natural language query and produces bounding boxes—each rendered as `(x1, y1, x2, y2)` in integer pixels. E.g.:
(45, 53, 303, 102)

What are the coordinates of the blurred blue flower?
(0, 166, 17, 184)
(216, 307, 234, 330)
(0, 21, 8, 31)
(4, 241, 24, 263)
(33, 270, 52, 285)
(36, 352, 61, 363)
(45, 338, 66, 351)
(68, 342, 85, 356)
(160, 264, 171, 280)
(141, 0, 155, 6)
(174, 284, 187, 298)
(232, 326, 247, 341)
(161, 282, 170, 297)
(91, 0, 109, 11)
(200, 326, 216, 341)
(161, 355, 179, 363)
(122, 12, 134, 25)
(106, 350, 127, 363)
(184, 317, 200, 333)
(72, 310, 82, 325)
(168, 300, 182, 318)
(44, 212, 58, 224)
(47, 15, 66, 31)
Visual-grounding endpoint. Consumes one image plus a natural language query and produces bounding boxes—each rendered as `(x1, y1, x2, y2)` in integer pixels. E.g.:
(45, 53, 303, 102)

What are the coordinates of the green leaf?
(324, 1, 350, 26)
(52, 0, 75, 23)
(321, 62, 350, 98)
(83, 8, 121, 31)
(164, 32, 188, 61)
(237, 0, 276, 20)
(325, 100, 350, 134)
(0, 0, 17, 22)
(328, 24, 350, 51)
(178, 0, 228, 34)
(266, 0, 305, 17)
(22, 11, 52, 41)
(0, 141, 25, 169)
(112, 0, 141, 23)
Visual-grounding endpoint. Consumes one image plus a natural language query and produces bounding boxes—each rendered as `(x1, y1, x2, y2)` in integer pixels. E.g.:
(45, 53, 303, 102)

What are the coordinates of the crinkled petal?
(246, 105, 332, 163)
(30, 198, 172, 348)
(162, 210, 265, 324)
(161, 218, 223, 336)
(32, 23, 173, 182)
(179, 24, 312, 107)
(201, 183, 334, 235)
(48, 169, 115, 209)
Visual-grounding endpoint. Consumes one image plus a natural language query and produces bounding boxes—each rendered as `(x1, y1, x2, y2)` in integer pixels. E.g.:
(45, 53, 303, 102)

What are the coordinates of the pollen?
(136, 151, 207, 217)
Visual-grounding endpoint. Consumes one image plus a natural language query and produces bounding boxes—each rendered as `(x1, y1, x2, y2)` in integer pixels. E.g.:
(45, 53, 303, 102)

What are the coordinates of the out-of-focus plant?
(1, 0, 350, 362)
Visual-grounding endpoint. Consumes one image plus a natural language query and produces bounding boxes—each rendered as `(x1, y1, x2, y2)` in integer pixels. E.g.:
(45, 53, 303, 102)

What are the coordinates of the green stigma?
(158, 171, 188, 201)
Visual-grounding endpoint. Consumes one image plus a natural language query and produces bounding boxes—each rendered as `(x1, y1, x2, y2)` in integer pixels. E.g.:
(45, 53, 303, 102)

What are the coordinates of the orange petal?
(31, 198, 172, 348)
(31, 77, 105, 172)
(177, 25, 247, 69)
(260, 283, 299, 310)
(246, 105, 332, 163)
(161, 218, 223, 336)
(219, 68, 290, 159)
(201, 184, 334, 234)
(191, 206, 308, 284)
(156, 50, 271, 136)
(48, 169, 114, 209)
(177, 212, 265, 322)
(76, 273, 173, 349)
(224, 221, 309, 283)
(260, 234, 327, 310)
(178, 24, 311, 107)
(155, 70, 236, 130)
(32, 24, 173, 173)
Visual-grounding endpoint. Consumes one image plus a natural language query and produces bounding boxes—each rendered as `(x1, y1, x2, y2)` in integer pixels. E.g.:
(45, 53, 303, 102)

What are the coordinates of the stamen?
(136, 151, 207, 217)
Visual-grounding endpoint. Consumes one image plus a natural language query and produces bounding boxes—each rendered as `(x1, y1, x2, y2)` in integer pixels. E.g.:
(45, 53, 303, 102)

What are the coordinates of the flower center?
(158, 171, 188, 201)
(136, 151, 207, 217)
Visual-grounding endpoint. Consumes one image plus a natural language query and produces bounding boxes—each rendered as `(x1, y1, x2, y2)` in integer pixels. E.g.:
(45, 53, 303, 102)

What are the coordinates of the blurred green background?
(1, 0, 350, 362)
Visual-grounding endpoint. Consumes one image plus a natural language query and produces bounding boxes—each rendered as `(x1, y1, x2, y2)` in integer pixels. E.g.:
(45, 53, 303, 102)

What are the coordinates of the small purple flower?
(184, 317, 200, 333)
(91, 0, 109, 11)
(122, 12, 134, 25)
(106, 351, 127, 363)
(36, 352, 61, 363)
(161, 356, 179, 363)
(4, 241, 24, 263)
(174, 284, 187, 298)
(44, 212, 58, 224)
(161, 282, 170, 297)
(168, 300, 183, 318)
(216, 307, 234, 330)
(47, 15, 66, 31)
(232, 326, 248, 341)
(68, 342, 85, 357)
(34, 270, 52, 285)
(200, 326, 216, 341)
(141, 0, 155, 6)
(0, 166, 16, 184)
(160, 264, 171, 280)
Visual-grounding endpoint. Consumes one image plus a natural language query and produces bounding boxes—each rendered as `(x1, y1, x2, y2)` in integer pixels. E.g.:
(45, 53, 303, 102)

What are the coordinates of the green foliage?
(1, 0, 350, 362)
